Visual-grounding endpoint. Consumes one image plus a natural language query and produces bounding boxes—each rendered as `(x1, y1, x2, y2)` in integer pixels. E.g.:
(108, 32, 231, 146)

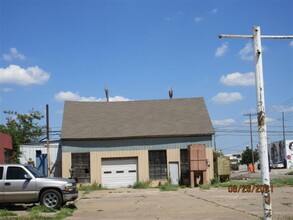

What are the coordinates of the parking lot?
(65, 186, 293, 220)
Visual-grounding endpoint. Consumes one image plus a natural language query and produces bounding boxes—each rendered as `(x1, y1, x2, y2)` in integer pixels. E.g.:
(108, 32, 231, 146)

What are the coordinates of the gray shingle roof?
(61, 97, 214, 140)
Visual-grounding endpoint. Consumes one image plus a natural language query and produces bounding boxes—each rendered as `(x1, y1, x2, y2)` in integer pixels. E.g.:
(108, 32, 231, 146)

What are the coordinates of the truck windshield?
(25, 165, 46, 178)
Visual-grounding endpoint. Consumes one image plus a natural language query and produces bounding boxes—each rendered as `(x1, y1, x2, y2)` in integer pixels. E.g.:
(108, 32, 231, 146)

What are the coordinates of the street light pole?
(219, 26, 293, 220)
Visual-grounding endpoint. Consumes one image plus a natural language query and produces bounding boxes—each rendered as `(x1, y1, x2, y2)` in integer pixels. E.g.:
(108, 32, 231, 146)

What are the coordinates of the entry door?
(4, 166, 37, 203)
(169, 162, 179, 185)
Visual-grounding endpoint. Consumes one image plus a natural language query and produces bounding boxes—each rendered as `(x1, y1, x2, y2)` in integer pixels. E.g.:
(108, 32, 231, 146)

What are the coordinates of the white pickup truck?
(0, 164, 78, 209)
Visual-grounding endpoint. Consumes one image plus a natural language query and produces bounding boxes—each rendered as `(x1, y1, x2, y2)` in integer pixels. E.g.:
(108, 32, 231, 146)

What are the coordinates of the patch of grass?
(211, 177, 293, 189)
(0, 204, 77, 220)
(53, 205, 76, 220)
(133, 181, 151, 189)
(199, 184, 211, 190)
(159, 182, 179, 191)
(281, 203, 292, 207)
(78, 182, 107, 192)
(0, 209, 17, 217)
(285, 171, 293, 175)
(28, 205, 58, 215)
(270, 178, 293, 187)
(212, 179, 261, 188)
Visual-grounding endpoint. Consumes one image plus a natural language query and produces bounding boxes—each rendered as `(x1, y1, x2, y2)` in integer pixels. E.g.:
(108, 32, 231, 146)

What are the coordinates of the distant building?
(0, 132, 13, 163)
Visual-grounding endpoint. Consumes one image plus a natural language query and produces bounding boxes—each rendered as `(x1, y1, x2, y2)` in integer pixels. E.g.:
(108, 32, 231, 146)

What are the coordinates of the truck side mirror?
(24, 174, 32, 180)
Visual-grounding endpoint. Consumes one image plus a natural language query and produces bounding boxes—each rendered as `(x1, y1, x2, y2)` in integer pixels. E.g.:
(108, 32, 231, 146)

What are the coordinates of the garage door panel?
(102, 158, 137, 188)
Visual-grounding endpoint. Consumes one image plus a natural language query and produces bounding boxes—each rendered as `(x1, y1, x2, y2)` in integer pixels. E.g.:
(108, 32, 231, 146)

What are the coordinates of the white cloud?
(212, 92, 244, 104)
(55, 91, 130, 102)
(212, 119, 236, 126)
(194, 17, 203, 23)
(0, 65, 50, 85)
(238, 42, 254, 61)
(3, 48, 26, 61)
(244, 117, 276, 125)
(215, 42, 228, 57)
(220, 72, 255, 86)
(1, 87, 13, 93)
(211, 9, 218, 14)
(290, 41, 293, 47)
(270, 105, 293, 113)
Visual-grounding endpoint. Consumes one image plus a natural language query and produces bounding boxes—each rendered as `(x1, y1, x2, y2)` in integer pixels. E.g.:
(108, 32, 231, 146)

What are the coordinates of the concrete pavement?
(65, 186, 293, 220)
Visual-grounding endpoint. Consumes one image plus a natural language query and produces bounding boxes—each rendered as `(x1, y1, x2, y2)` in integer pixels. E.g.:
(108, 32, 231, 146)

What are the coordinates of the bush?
(211, 175, 221, 185)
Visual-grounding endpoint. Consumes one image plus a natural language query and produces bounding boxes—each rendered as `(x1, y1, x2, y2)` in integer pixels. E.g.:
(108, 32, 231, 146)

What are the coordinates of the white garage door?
(102, 158, 138, 188)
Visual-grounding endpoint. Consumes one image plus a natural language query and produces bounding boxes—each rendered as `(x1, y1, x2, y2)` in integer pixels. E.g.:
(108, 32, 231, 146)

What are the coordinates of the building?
(0, 132, 13, 164)
(61, 98, 215, 188)
(19, 141, 62, 177)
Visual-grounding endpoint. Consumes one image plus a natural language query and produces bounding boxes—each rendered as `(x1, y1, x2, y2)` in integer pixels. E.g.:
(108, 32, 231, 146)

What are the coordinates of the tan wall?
(206, 147, 214, 183)
(90, 150, 149, 184)
(62, 152, 71, 178)
(62, 147, 213, 186)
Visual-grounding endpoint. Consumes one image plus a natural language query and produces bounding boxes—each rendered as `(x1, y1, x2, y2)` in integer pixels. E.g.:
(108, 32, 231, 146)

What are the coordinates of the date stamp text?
(227, 185, 274, 193)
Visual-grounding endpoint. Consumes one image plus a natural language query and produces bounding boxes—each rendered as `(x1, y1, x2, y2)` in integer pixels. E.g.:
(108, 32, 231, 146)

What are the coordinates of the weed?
(78, 182, 107, 192)
(133, 180, 151, 189)
(159, 182, 179, 191)
(285, 171, 293, 175)
(0, 209, 17, 217)
(199, 184, 211, 190)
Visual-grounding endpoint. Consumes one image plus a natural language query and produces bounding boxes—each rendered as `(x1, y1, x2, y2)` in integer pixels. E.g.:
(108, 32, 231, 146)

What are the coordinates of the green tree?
(0, 110, 45, 162)
(240, 147, 260, 166)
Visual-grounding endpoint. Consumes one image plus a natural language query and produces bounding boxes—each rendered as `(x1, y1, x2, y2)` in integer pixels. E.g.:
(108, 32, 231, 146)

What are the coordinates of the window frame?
(148, 150, 167, 180)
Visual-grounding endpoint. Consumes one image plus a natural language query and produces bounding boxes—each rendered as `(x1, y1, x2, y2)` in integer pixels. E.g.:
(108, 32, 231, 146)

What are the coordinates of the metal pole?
(253, 26, 272, 219)
(218, 26, 293, 220)
(46, 104, 50, 177)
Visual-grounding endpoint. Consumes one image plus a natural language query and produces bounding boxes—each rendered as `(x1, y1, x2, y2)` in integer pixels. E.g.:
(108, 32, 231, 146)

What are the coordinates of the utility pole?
(282, 112, 286, 142)
(219, 26, 293, 220)
(46, 104, 50, 177)
(244, 113, 257, 172)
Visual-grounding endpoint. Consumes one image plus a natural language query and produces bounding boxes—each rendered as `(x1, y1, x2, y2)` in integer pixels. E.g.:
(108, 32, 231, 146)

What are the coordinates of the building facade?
(0, 132, 13, 164)
(61, 98, 215, 188)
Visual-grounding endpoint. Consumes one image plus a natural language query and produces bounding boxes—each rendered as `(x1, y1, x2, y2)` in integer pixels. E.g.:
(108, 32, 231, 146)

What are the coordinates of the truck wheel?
(40, 189, 62, 209)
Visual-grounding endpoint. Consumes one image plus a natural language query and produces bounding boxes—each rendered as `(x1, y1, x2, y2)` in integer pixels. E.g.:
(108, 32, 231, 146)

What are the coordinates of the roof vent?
(105, 87, 109, 102)
(169, 87, 173, 99)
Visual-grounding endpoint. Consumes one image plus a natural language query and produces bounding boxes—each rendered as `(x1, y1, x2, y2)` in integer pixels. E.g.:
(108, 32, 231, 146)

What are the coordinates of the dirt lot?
(65, 186, 293, 220)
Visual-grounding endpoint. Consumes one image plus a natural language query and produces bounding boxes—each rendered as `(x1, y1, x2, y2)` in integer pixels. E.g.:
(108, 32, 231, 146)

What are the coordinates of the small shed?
(19, 141, 62, 177)
(214, 156, 231, 181)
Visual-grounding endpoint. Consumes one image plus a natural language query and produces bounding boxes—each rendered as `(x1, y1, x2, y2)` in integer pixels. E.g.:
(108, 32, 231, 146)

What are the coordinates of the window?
(4, 149, 12, 164)
(149, 150, 167, 180)
(180, 149, 190, 185)
(7, 167, 28, 180)
(0, 167, 3, 179)
(71, 153, 90, 183)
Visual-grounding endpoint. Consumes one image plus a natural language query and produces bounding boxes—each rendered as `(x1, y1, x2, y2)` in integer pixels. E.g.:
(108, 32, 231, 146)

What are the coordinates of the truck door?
(0, 167, 4, 202)
(3, 166, 37, 203)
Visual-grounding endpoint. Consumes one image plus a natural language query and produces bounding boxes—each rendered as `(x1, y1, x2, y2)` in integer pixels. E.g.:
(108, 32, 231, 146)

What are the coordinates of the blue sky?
(0, 0, 292, 154)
